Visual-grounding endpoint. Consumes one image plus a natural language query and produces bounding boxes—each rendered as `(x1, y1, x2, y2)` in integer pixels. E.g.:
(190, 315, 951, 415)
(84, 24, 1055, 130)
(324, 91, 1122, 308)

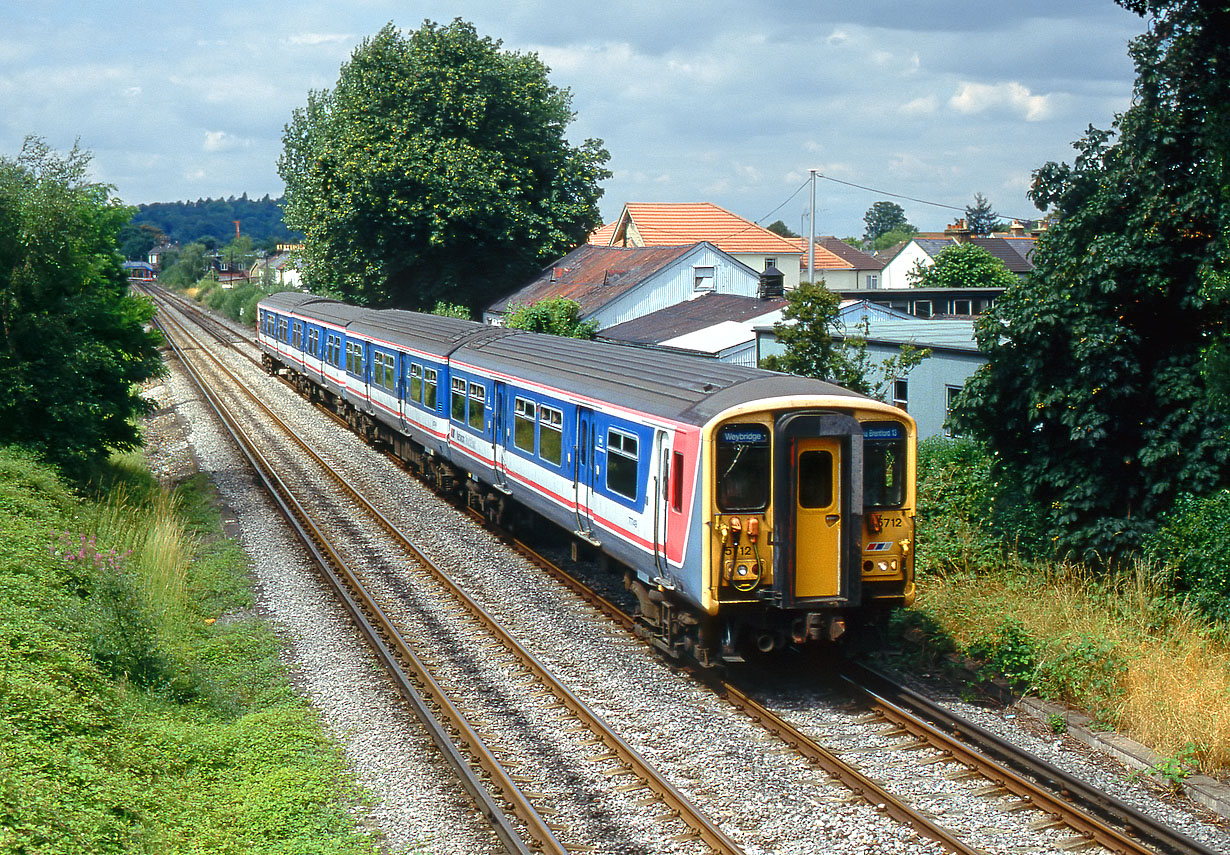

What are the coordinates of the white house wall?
(880, 243, 932, 289)
(731, 251, 801, 290)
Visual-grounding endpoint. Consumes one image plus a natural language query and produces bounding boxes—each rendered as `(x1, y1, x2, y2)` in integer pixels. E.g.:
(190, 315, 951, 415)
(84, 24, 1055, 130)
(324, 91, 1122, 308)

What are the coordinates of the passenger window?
(468, 382, 486, 430)
(672, 451, 684, 512)
(540, 406, 563, 465)
(409, 364, 422, 403)
(607, 429, 638, 500)
(451, 378, 466, 422)
(514, 398, 536, 452)
(423, 368, 438, 411)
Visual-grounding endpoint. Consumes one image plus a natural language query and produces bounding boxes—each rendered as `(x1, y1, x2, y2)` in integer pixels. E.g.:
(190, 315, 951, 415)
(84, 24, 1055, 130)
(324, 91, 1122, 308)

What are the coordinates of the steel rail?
(842, 662, 1221, 855)
(153, 294, 746, 855)
(152, 307, 558, 855)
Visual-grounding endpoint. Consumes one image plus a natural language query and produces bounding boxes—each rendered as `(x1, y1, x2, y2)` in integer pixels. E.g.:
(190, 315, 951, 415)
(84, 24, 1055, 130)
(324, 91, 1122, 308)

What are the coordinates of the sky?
(2, 1, 1146, 238)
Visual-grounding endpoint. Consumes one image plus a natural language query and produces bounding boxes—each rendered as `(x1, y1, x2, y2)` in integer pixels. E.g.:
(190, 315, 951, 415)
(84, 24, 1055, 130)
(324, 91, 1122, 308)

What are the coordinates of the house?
(755, 314, 985, 440)
(878, 219, 1037, 290)
(598, 292, 787, 366)
(797, 237, 885, 290)
(248, 251, 302, 289)
(591, 202, 803, 290)
(483, 241, 766, 328)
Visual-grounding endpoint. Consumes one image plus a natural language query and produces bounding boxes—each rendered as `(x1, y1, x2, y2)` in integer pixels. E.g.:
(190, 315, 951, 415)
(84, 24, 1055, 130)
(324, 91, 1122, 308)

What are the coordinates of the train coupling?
(794, 613, 845, 644)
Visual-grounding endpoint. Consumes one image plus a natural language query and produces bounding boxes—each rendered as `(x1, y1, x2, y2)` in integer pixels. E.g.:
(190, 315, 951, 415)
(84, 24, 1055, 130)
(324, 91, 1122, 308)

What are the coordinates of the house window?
(693, 266, 715, 291)
(607, 429, 639, 500)
(892, 379, 908, 412)
(764, 257, 777, 270)
(866, 274, 879, 290)
(514, 397, 536, 452)
(945, 386, 962, 437)
(539, 406, 563, 465)
(954, 298, 972, 315)
(423, 368, 438, 411)
(914, 300, 933, 319)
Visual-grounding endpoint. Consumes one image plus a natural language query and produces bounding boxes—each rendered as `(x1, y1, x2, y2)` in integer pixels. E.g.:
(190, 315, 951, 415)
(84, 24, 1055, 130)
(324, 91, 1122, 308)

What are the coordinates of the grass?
(0, 445, 379, 853)
(906, 535, 1230, 778)
(899, 437, 1230, 778)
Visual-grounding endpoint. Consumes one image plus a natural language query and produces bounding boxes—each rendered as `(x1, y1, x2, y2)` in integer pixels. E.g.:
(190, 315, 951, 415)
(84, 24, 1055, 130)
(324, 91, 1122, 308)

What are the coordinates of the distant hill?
(131, 194, 303, 246)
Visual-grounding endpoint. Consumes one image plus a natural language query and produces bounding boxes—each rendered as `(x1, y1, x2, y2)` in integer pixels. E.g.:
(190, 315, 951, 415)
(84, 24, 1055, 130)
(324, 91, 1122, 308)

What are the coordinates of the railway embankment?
(0, 443, 376, 853)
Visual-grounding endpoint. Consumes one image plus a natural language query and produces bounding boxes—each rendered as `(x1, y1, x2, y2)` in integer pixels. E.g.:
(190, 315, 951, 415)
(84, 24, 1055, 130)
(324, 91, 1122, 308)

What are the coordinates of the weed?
(1131, 743, 1200, 791)
(968, 619, 1039, 691)
(1047, 713, 1068, 734)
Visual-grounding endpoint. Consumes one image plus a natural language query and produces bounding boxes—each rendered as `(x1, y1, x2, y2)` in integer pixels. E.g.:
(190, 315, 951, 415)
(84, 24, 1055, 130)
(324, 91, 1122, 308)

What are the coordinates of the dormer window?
(764, 257, 777, 270)
(693, 266, 715, 291)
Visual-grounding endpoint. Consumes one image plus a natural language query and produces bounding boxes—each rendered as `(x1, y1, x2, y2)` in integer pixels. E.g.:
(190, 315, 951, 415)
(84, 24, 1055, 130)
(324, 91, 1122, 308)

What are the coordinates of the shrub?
(968, 619, 1039, 691)
(1145, 490, 1230, 622)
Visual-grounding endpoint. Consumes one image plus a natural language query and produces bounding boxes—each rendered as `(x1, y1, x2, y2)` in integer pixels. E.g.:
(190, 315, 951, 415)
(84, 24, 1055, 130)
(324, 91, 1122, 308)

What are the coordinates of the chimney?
(759, 264, 785, 298)
(944, 218, 971, 244)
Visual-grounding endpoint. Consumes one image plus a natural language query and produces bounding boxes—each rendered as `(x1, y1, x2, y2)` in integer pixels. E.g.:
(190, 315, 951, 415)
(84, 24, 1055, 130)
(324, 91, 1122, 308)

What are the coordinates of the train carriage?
(257, 293, 917, 664)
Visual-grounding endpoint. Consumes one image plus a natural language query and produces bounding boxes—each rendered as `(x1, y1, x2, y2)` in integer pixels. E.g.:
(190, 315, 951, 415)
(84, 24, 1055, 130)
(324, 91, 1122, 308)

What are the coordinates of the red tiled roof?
(588, 221, 617, 245)
(606, 202, 801, 256)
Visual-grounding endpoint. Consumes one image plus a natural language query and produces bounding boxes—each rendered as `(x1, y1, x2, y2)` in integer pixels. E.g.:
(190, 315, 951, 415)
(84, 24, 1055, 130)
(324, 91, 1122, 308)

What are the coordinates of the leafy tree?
(117, 223, 165, 260)
(431, 300, 472, 320)
(952, 0, 1230, 559)
(503, 298, 597, 339)
(908, 242, 1018, 289)
(160, 242, 208, 288)
(279, 20, 611, 312)
(964, 192, 1001, 236)
(760, 282, 927, 399)
(863, 201, 913, 243)
(130, 195, 301, 246)
(870, 225, 920, 253)
(766, 219, 799, 238)
(0, 138, 164, 479)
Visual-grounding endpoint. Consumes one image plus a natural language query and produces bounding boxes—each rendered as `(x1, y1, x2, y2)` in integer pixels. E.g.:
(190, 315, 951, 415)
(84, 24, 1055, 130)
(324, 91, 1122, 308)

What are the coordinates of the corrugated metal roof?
(608, 202, 802, 256)
(486, 243, 698, 317)
(598, 293, 786, 346)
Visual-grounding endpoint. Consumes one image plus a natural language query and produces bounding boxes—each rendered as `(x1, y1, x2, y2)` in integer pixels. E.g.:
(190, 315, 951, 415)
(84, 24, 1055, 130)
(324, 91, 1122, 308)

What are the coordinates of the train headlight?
(736, 563, 750, 577)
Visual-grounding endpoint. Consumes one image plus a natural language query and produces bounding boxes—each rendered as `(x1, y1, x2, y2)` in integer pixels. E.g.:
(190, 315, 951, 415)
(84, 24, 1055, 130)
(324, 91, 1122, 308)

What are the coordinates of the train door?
(493, 381, 510, 492)
(793, 437, 842, 598)
(652, 430, 671, 576)
(574, 407, 597, 543)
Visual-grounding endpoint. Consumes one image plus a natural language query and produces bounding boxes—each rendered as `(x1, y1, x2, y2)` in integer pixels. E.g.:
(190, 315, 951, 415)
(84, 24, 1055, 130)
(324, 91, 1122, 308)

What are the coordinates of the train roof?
(455, 329, 865, 426)
(267, 294, 868, 426)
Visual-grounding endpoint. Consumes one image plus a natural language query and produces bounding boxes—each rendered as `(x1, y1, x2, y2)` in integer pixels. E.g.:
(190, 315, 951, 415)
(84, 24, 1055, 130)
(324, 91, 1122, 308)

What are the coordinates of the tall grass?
(912, 438, 1230, 776)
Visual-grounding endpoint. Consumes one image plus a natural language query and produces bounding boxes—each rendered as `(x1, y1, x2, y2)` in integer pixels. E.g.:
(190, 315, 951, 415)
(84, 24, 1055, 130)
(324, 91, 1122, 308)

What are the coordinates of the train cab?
(702, 400, 916, 657)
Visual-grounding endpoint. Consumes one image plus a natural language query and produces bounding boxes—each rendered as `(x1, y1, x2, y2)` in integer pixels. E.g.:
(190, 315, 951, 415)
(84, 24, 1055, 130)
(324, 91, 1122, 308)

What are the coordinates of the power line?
(814, 173, 1038, 223)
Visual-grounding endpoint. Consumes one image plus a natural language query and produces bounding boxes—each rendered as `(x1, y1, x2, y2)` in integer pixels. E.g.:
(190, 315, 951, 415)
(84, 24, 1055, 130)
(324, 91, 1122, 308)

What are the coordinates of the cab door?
(793, 437, 842, 598)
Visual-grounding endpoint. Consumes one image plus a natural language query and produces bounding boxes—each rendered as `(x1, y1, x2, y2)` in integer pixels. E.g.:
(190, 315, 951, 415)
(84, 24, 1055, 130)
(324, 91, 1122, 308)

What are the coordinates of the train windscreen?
(863, 421, 906, 508)
(715, 423, 771, 512)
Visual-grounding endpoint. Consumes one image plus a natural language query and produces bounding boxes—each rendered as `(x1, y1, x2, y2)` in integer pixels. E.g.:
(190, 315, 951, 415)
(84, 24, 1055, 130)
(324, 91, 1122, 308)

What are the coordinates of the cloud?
(286, 32, 353, 47)
(203, 131, 249, 152)
(949, 81, 1054, 121)
(900, 95, 939, 117)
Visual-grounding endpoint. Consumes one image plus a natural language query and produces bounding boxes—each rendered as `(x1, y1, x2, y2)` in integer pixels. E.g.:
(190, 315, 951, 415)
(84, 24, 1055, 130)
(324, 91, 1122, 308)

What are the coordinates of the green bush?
(968, 618, 1039, 691)
(1146, 490, 1230, 622)
(915, 436, 1049, 574)
(1035, 634, 1127, 726)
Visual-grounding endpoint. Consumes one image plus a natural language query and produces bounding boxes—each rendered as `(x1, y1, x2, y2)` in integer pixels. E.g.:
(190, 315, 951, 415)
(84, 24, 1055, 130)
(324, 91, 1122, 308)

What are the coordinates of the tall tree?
(766, 219, 799, 238)
(908, 242, 1017, 289)
(760, 282, 927, 399)
(0, 138, 164, 478)
(863, 201, 912, 243)
(964, 192, 1001, 235)
(952, 0, 1230, 559)
(279, 20, 611, 312)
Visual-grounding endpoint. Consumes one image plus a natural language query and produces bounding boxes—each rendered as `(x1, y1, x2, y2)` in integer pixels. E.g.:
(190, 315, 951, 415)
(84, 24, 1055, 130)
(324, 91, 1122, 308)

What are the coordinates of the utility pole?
(808, 170, 817, 287)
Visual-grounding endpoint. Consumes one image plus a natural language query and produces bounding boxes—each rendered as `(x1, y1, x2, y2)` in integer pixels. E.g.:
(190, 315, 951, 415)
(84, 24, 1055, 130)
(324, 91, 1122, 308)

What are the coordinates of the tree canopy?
(760, 282, 927, 399)
(964, 192, 1001, 236)
(908, 242, 1018, 289)
(0, 138, 164, 478)
(863, 201, 913, 244)
(503, 298, 596, 339)
(952, 0, 1230, 559)
(279, 20, 611, 313)
(130, 195, 300, 248)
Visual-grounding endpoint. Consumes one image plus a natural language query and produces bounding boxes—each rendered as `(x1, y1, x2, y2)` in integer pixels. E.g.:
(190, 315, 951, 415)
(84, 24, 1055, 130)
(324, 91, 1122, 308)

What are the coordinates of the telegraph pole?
(807, 169, 817, 286)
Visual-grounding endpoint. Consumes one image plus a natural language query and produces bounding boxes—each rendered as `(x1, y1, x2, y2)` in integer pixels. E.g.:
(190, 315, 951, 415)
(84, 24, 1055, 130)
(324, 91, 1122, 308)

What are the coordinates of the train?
(256, 291, 917, 665)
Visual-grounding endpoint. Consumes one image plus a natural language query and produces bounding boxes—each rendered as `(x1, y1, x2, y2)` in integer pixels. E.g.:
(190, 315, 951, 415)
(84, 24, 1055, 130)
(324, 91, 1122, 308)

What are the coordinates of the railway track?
(145, 286, 1226, 855)
(149, 289, 747, 855)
